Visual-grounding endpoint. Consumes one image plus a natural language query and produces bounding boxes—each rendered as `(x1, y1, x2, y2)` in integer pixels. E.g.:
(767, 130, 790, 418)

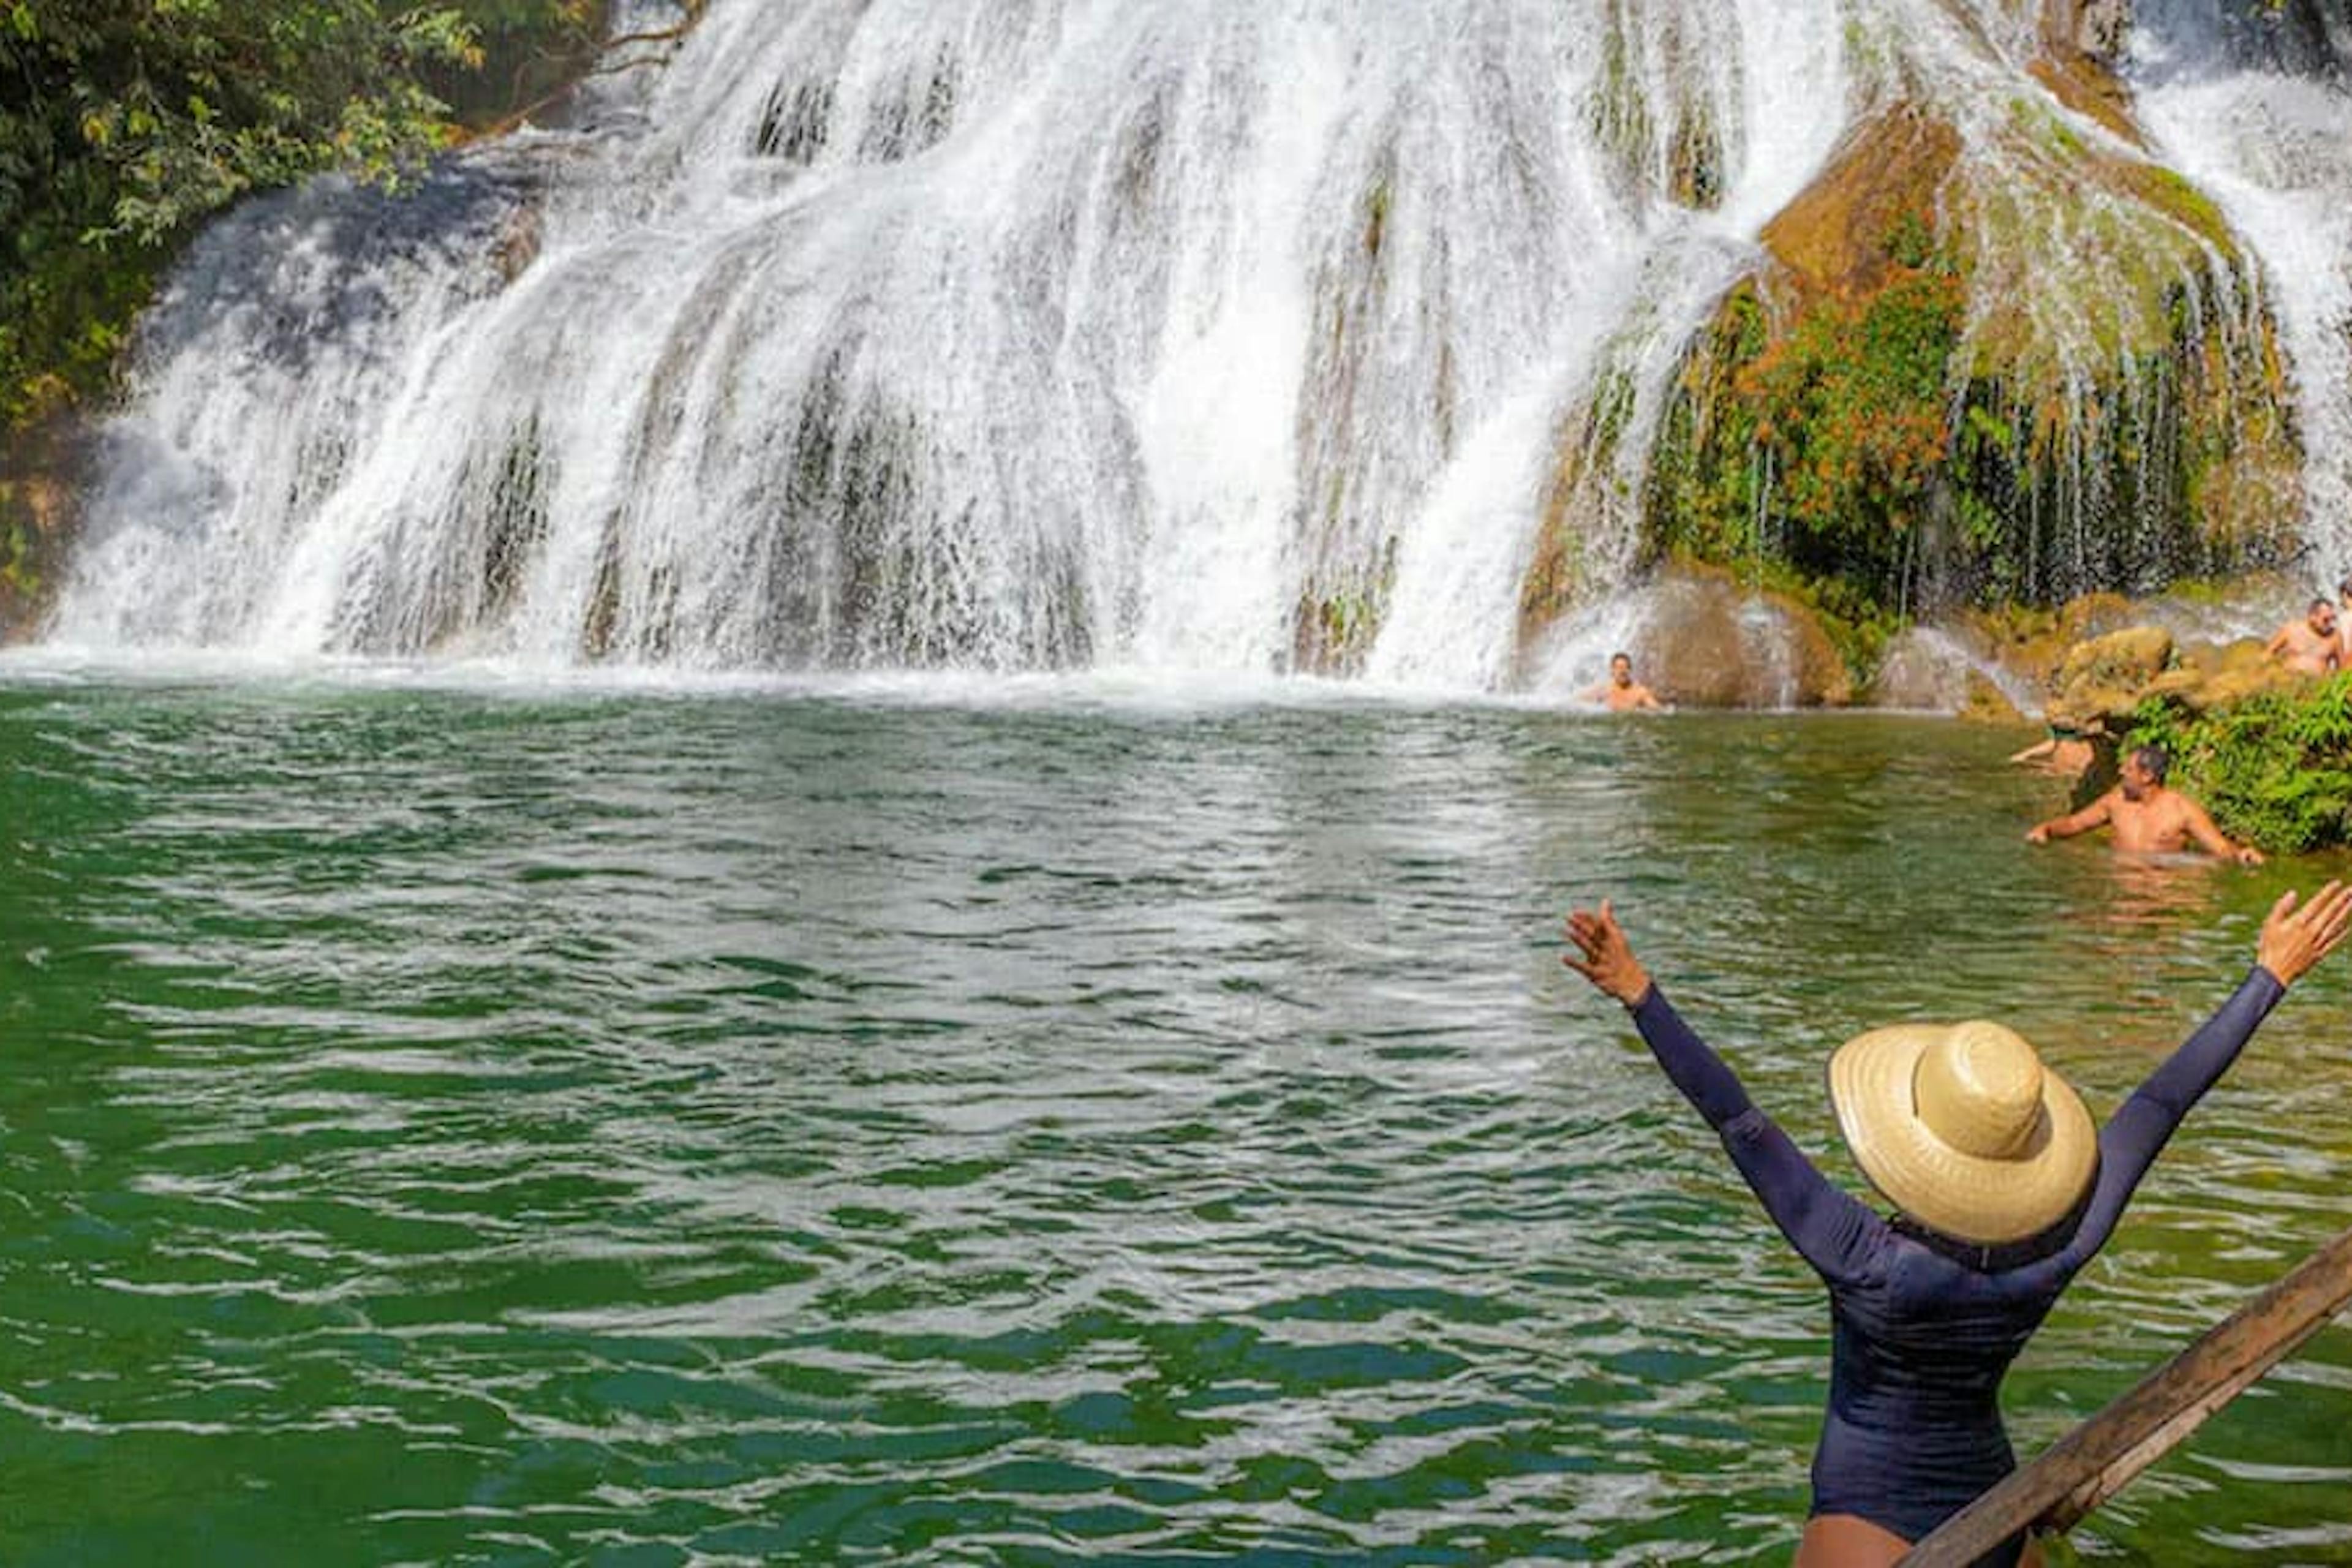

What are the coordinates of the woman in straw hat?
(1564, 880, 2352, 1567)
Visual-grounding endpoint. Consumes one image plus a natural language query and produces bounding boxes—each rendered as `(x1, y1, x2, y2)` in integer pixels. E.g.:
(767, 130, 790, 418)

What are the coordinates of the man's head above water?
(2119, 744, 2169, 801)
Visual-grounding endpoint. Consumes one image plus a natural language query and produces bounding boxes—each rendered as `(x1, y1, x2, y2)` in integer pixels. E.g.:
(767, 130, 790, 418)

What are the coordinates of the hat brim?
(1829, 1024, 2097, 1246)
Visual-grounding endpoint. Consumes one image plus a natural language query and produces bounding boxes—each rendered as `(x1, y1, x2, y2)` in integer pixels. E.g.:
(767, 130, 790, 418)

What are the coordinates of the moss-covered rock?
(0, 413, 83, 641)
(2037, 617, 2321, 740)
(1959, 669, 2027, 725)
(1588, 0, 1728, 211)
(2042, 622, 2177, 729)
(2056, 623, 2174, 692)
(1518, 364, 1643, 648)
(1291, 539, 1397, 678)
(1618, 43, 2304, 649)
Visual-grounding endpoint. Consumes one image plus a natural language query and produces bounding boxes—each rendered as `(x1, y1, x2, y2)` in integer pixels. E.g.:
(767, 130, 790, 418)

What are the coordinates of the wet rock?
(2043, 623, 2171, 729)
(2056, 623, 2173, 689)
(1629, 566, 1852, 709)
(1868, 626, 2031, 720)
(493, 202, 544, 281)
(1960, 671, 2027, 725)
(0, 411, 92, 641)
(2144, 636, 2305, 712)
(1643, 63, 2301, 622)
(2040, 619, 2324, 732)
(1871, 629, 1972, 711)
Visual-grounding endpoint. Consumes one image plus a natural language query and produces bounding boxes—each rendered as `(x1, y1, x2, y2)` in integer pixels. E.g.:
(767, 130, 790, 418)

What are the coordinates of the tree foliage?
(0, 0, 601, 426)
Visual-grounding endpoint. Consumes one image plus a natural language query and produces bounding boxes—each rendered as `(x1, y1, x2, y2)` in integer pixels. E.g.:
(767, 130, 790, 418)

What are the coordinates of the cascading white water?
(45, 0, 1851, 680)
(41, 0, 2352, 685)
(2132, 6, 2352, 586)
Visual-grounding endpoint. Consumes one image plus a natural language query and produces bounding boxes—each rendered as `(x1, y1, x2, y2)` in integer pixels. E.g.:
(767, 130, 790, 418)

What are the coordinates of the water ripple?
(1, 688, 2346, 1562)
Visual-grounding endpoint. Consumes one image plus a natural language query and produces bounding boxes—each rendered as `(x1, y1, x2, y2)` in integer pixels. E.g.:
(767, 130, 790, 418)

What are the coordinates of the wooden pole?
(1902, 1223, 2352, 1566)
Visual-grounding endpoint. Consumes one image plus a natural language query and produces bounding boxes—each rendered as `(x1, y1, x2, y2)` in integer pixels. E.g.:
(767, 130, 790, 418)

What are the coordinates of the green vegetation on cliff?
(0, 0, 607, 431)
(1636, 87, 2302, 675)
(2126, 675, 2352, 853)
(1648, 249, 1965, 606)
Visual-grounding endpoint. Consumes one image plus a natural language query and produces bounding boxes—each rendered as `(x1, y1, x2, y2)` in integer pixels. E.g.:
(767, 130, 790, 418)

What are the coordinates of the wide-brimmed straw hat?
(1829, 1019, 2097, 1245)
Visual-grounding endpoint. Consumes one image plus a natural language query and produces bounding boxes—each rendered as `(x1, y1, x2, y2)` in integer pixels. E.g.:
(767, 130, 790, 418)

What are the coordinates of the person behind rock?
(2264, 597, 2341, 676)
(1562, 883, 2352, 1567)
(1582, 651, 1666, 712)
(2339, 576, 2352, 665)
(2025, 744, 2263, 864)
(2006, 721, 2095, 779)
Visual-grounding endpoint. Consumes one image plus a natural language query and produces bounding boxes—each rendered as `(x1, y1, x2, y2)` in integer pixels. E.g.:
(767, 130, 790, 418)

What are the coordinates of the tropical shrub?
(2125, 674, 2352, 852)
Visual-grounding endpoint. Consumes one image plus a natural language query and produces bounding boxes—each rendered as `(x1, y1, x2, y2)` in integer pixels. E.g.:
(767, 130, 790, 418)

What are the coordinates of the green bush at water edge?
(2125, 674, 2352, 853)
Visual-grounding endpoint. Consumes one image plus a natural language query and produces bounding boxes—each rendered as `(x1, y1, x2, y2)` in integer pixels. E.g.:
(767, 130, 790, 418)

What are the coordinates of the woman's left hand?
(1564, 900, 1653, 1007)
(2256, 880, 2352, 987)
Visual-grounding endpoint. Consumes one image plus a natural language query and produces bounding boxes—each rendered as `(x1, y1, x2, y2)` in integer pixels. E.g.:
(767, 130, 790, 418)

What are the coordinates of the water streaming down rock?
(40, 0, 2352, 690)
(41, 0, 1840, 678)
(1621, 1, 2318, 647)
(2132, 2, 2352, 580)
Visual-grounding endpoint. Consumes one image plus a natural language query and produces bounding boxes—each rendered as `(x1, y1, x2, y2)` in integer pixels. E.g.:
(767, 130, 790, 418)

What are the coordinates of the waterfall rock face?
(1643, 87, 2304, 595)
(34, 0, 2352, 694)
(0, 415, 83, 641)
(1597, 2, 2316, 679)
(2133, 0, 2352, 79)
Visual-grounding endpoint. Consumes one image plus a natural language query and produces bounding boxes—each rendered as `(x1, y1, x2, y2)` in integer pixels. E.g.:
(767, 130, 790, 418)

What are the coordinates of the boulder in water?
(2044, 623, 2174, 730)
(1869, 627, 2027, 721)
(2040, 619, 2328, 733)
(2141, 636, 2306, 712)
(1626, 565, 1852, 709)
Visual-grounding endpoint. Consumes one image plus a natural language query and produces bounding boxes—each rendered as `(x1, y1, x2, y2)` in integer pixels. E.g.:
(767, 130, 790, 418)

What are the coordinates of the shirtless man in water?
(2026, 745, 2264, 864)
(1584, 652, 1665, 712)
(2265, 597, 2342, 676)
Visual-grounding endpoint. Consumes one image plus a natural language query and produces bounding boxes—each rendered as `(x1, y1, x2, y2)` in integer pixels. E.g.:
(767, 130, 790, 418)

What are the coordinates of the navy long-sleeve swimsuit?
(1627, 966, 2285, 1558)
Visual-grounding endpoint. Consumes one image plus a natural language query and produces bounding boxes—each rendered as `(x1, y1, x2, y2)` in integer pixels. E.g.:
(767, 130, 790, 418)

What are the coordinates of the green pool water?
(1, 670, 2345, 1565)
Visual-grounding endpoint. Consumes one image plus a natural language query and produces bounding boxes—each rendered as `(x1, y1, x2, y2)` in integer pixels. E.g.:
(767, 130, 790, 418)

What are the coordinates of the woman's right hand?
(1564, 900, 1653, 1007)
(2256, 880, 2352, 987)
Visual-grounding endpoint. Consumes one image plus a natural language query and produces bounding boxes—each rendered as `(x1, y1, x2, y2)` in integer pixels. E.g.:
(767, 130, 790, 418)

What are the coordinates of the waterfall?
(2132, 7, 2352, 585)
(43, 0, 1847, 679)
(40, 0, 2352, 684)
